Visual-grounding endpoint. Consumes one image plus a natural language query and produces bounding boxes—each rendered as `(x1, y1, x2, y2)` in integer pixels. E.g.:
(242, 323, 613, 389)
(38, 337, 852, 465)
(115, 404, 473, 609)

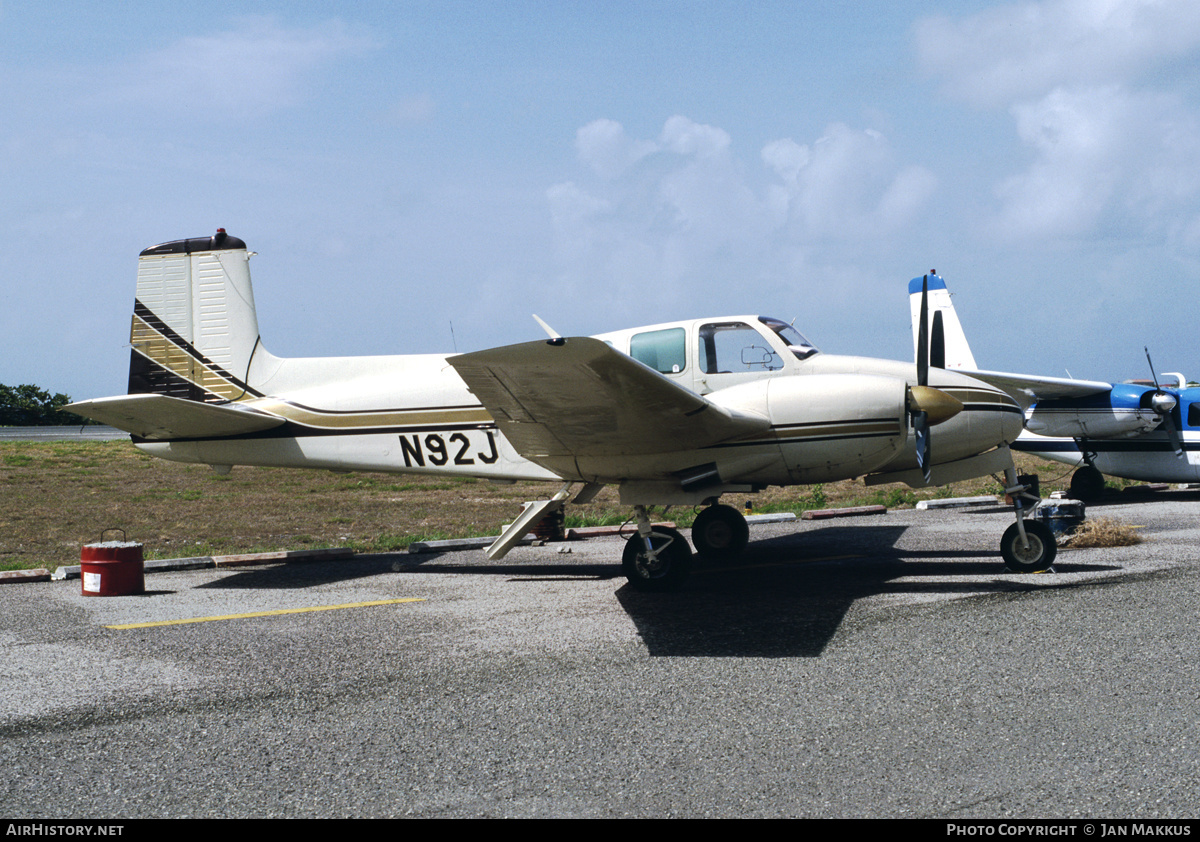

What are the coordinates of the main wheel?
(622, 527, 692, 592)
(1000, 520, 1057, 573)
(1069, 465, 1105, 501)
(691, 504, 750, 560)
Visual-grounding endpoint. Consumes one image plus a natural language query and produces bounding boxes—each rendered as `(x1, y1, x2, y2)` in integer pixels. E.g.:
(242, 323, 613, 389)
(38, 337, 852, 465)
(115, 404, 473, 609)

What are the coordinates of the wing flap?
(65, 394, 286, 440)
(449, 337, 769, 458)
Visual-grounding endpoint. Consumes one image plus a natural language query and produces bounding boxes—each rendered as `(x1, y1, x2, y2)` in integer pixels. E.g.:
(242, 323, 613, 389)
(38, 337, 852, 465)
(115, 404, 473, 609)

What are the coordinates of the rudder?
(128, 229, 264, 403)
(908, 273, 978, 371)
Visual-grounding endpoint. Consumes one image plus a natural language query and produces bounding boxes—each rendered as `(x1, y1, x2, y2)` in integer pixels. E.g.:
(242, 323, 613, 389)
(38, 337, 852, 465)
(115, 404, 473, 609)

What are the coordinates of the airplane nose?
(907, 385, 963, 426)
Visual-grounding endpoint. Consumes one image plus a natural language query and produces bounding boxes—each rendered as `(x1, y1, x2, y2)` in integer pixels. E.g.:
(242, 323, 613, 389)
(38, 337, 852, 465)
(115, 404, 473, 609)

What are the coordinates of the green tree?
(0, 383, 92, 426)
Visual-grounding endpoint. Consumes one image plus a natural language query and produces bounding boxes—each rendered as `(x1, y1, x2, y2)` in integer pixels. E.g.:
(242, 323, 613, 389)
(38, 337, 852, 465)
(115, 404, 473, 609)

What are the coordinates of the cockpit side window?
(758, 317, 818, 361)
(630, 327, 687, 374)
(699, 322, 783, 373)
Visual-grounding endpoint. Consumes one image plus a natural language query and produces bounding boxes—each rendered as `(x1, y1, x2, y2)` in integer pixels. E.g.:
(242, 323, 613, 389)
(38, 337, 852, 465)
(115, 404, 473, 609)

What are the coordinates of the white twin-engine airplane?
(68, 231, 1058, 590)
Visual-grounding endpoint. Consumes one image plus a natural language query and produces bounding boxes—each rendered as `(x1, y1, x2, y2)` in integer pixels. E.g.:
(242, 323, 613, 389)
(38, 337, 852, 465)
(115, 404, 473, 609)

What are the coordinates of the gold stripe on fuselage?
(245, 398, 493, 429)
(771, 420, 904, 442)
(720, 418, 904, 447)
(132, 313, 494, 431)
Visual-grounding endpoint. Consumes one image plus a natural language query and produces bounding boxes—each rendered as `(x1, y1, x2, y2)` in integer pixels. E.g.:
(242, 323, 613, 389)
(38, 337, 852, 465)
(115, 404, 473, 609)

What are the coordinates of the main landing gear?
(622, 474, 1058, 590)
(1068, 440, 1106, 502)
(622, 505, 693, 592)
(690, 503, 750, 560)
(622, 502, 751, 591)
(1068, 465, 1105, 502)
(1000, 465, 1057, 573)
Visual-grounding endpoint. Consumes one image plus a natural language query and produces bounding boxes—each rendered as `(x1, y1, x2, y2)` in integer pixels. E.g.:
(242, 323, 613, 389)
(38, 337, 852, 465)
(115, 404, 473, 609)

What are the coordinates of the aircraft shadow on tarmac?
(615, 526, 1119, 658)
(196, 524, 1121, 659)
(1075, 487, 1200, 507)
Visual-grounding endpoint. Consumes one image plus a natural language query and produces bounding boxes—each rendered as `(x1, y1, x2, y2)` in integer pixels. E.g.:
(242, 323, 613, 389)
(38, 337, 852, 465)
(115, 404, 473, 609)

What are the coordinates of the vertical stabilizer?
(908, 274, 978, 371)
(128, 230, 264, 403)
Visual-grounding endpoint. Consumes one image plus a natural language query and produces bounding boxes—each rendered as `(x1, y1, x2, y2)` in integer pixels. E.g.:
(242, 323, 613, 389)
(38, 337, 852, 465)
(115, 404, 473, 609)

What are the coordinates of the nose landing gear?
(1001, 465, 1057, 573)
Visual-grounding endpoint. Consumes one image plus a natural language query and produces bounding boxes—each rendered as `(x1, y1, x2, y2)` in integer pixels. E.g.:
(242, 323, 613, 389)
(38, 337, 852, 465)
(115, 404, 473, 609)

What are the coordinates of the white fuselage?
(137, 315, 1023, 497)
(1013, 429, 1200, 483)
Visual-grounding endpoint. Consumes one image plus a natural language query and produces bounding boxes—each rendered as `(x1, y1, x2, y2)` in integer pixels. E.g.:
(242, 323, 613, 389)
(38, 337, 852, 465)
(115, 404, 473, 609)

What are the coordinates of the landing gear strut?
(1001, 465, 1057, 573)
(622, 505, 692, 591)
(691, 503, 749, 560)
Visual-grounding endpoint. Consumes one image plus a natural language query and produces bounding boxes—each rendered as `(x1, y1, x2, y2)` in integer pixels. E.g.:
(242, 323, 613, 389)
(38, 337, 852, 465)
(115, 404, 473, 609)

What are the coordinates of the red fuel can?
(80, 541, 145, 596)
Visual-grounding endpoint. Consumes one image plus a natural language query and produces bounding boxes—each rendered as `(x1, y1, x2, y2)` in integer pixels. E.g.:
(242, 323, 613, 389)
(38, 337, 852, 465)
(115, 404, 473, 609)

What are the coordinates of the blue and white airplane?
(909, 274, 1199, 500)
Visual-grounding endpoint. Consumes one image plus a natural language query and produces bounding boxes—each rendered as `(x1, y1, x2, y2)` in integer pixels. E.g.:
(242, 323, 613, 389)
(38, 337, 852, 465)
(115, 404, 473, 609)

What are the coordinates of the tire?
(622, 527, 692, 592)
(1000, 520, 1058, 573)
(691, 504, 750, 560)
(1068, 465, 1105, 502)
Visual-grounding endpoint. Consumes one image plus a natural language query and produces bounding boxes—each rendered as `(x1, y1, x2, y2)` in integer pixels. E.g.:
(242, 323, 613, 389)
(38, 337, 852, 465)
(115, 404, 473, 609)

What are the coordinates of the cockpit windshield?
(759, 317, 818, 361)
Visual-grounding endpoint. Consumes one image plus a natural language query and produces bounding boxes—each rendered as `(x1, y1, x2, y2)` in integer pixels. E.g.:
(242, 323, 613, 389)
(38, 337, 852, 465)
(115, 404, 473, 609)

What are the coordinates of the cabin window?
(699, 322, 783, 373)
(630, 327, 686, 374)
(758, 316, 818, 360)
(1188, 403, 1200, 428)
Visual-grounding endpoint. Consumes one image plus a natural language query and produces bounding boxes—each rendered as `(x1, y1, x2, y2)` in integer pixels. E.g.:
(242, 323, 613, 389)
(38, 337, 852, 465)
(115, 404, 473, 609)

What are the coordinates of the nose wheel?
(1001, 465, 1057, 573)
(1000, 520, 1057, 572)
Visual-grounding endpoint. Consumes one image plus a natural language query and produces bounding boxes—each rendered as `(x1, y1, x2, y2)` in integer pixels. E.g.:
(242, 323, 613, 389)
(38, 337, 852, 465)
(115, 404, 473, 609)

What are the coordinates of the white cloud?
(769, 124, 937, 240)
(761, 138, 810, 187)
(878, 166, 941, 231)
(102, 16, 377, 116)
(547, 116, 937, 317)
(917, 0, 1200, 243)
(917, 0, 1200, 107)
(658, 115, 731, 158)
(575, 119, 657, 179)
(546, 180, 613, 264)
(995, 85, 1200, 238)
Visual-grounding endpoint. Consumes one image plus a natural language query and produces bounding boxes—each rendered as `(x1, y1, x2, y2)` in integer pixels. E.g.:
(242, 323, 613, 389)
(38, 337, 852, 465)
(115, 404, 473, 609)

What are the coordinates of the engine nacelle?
(709, 374, 910, 483)
(1025, 384, 1167, 439)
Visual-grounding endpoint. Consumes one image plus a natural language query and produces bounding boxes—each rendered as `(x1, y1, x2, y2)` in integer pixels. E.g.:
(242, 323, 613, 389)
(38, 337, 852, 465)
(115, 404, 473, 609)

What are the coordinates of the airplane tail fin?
(908, 273, 978, 371)
(128, 230, 265, 403)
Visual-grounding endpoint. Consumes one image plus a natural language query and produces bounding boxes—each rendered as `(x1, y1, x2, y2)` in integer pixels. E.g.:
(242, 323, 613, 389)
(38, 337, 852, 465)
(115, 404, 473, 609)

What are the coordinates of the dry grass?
(1061, 516, 1144, 548)
(0, 440, 1075, 571)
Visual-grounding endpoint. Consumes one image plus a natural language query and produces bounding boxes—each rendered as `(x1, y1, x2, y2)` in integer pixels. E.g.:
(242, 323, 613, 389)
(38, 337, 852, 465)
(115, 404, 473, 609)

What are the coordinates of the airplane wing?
(65, 393, 286, 440)
(953, 369, 1112, 409)
(449, 337, 770, 458)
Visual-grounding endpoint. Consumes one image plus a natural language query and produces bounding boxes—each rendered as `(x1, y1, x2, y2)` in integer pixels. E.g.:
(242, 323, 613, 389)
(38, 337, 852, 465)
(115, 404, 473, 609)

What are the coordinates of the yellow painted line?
(106, 597, 425, 629)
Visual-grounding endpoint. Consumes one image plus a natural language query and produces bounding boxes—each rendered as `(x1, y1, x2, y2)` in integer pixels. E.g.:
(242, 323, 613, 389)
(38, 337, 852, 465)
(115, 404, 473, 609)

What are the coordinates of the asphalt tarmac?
(2, 494, 1199, 818)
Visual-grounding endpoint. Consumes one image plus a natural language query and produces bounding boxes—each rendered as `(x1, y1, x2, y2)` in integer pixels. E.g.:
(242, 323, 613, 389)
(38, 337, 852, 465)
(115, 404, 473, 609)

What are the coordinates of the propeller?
(1144, 347, 1184, 459)
(909, 275, 964, 482)
(913, 276, 931, 482)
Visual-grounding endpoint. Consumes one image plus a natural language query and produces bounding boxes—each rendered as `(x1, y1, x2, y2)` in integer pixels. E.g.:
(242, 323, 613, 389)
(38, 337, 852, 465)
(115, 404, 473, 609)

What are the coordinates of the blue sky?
(5, 0, 1200, 400)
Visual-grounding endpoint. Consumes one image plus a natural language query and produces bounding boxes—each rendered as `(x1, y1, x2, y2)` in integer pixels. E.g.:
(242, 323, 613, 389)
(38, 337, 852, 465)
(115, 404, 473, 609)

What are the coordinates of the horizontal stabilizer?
(65, 394, 285, 440)
(449, 337, 769, 458)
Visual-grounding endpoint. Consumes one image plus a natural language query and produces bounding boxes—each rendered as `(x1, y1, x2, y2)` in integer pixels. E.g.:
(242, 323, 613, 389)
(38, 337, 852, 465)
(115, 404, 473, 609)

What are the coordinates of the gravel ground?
(1, 495, 1198, 818)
